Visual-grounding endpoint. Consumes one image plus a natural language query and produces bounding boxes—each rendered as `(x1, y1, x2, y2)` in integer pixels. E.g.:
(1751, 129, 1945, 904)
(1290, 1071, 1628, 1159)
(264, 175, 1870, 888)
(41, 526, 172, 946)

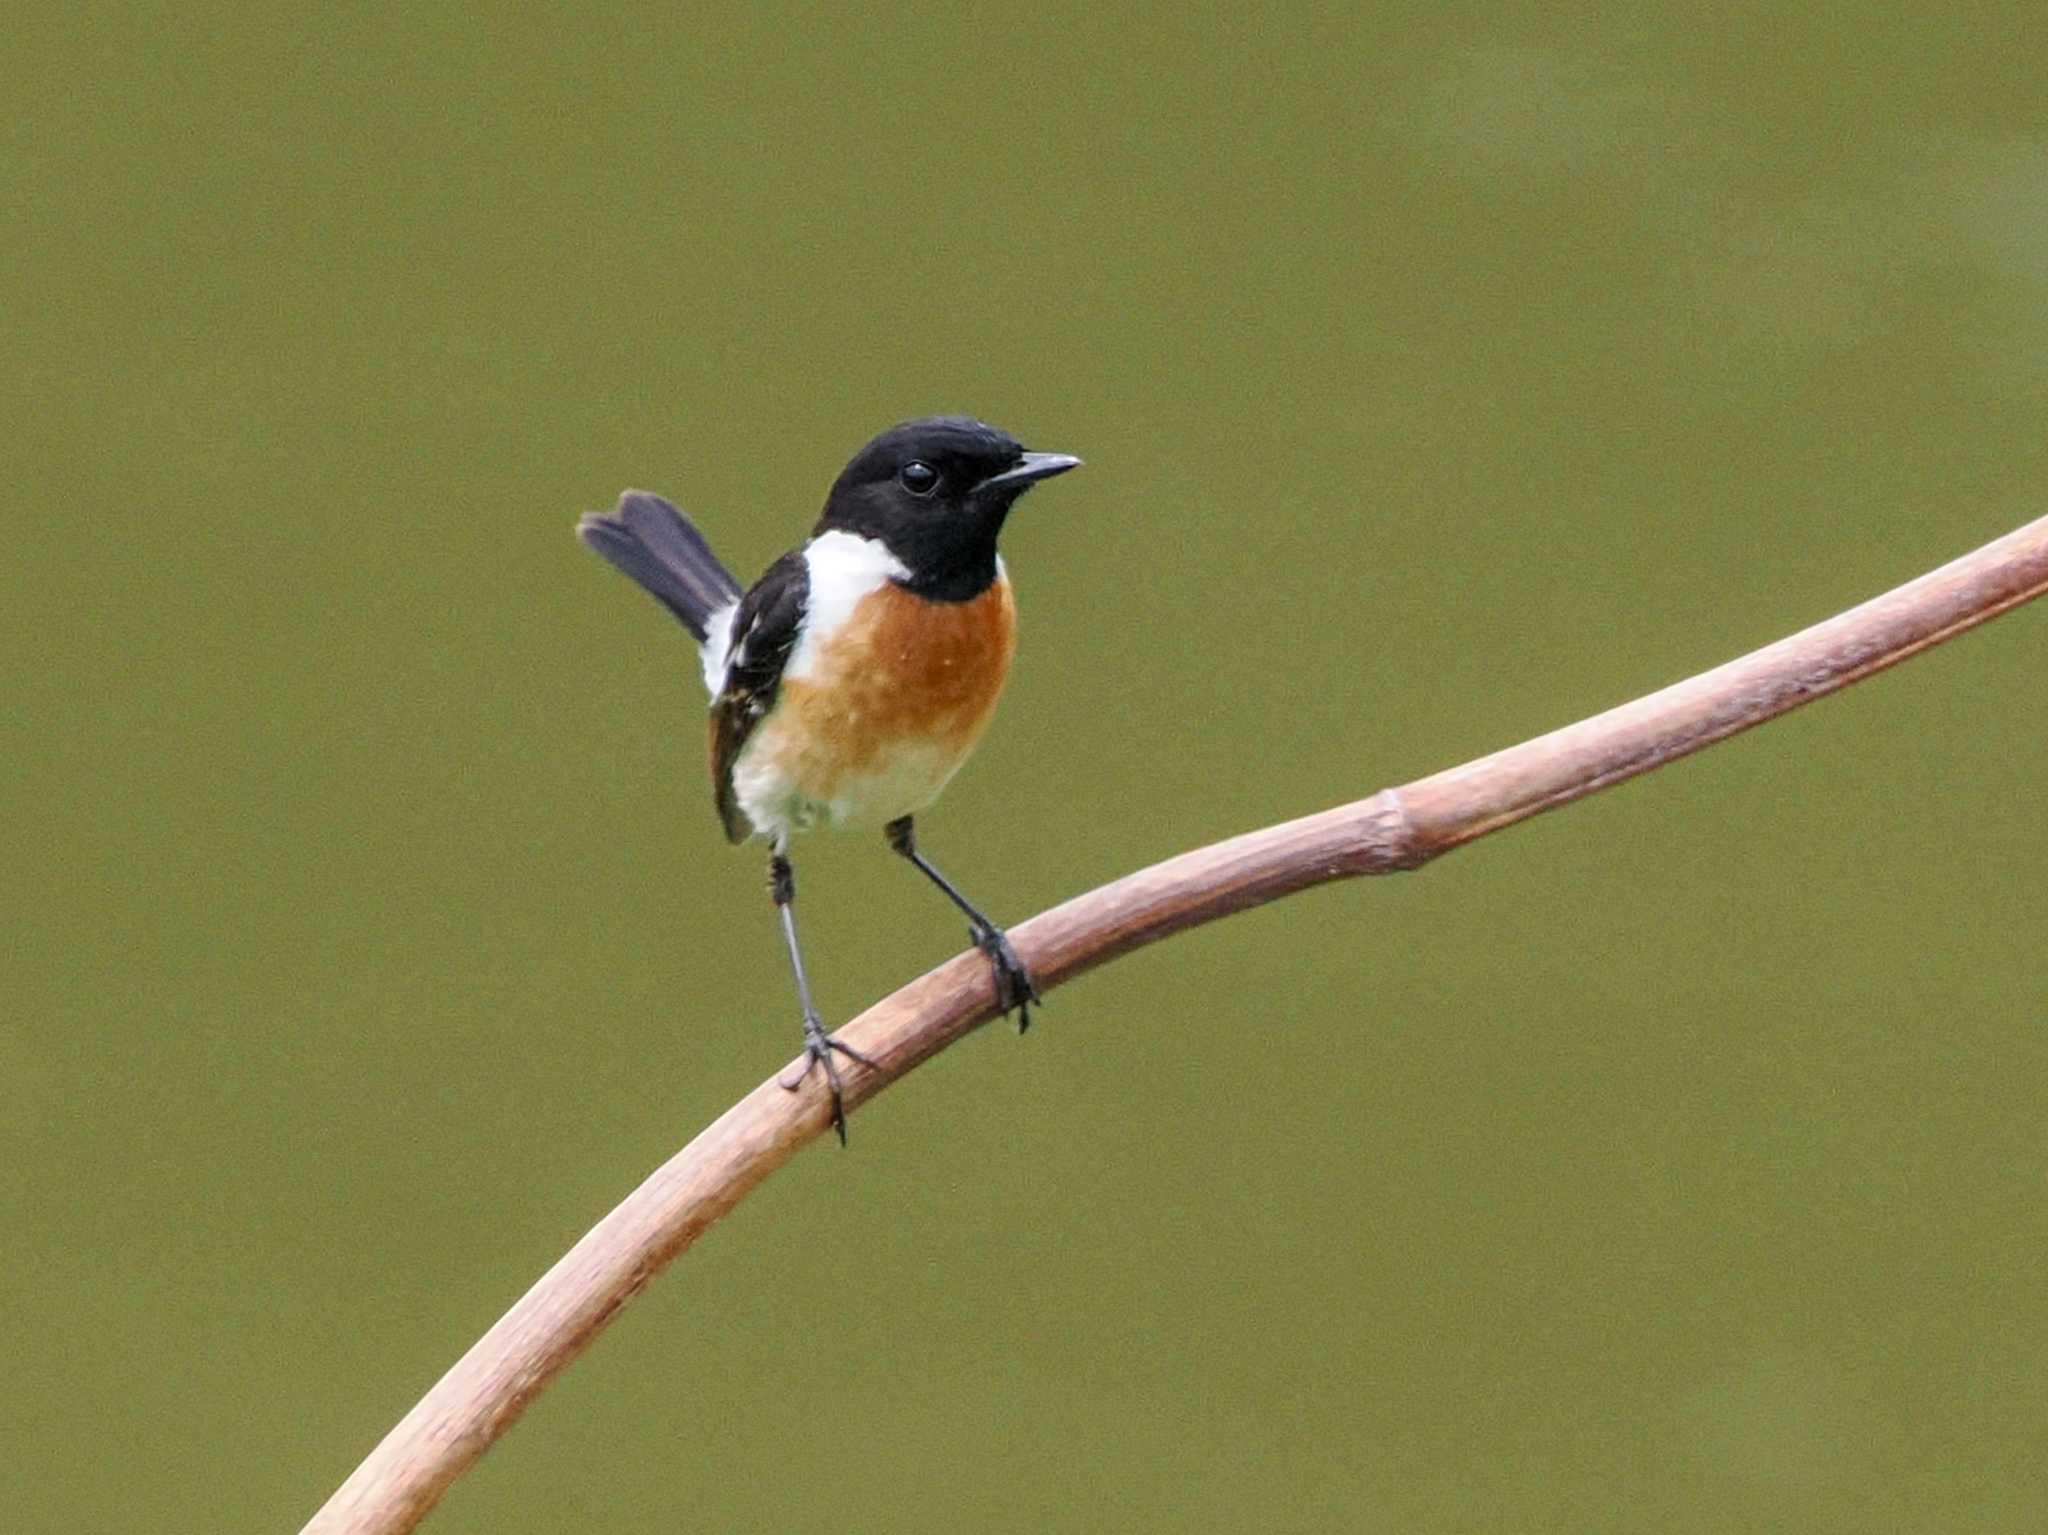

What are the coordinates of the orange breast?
(737, 575, 1017, 825)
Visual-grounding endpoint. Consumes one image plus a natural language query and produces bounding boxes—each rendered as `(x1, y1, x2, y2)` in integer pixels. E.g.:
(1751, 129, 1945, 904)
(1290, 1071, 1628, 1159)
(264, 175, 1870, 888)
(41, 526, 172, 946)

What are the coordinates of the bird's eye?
(898, 461, 939, 496)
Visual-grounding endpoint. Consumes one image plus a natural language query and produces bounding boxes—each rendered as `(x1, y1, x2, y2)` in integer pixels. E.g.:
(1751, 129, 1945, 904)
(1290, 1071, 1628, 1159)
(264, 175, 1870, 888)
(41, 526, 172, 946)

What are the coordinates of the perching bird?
(577, 416, 1081, 1141)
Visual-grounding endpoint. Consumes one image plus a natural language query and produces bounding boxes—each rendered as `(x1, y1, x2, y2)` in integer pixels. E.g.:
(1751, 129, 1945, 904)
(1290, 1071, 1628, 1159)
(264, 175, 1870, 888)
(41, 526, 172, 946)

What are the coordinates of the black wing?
(709, 550, 809, 843)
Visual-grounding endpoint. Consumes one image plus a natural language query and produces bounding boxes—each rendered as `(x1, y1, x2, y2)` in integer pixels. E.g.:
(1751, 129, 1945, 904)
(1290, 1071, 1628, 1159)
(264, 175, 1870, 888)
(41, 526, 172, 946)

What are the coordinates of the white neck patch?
(786, 530, 910, 681)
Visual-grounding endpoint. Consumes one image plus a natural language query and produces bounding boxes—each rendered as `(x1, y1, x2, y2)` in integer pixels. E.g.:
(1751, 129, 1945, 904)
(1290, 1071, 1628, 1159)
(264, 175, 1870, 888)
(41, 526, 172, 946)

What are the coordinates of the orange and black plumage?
(577, 416, 1079, 1141)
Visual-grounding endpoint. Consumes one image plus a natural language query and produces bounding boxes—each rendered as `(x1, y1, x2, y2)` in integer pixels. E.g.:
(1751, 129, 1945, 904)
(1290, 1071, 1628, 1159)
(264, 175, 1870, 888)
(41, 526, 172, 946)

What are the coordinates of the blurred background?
(7, 2, 2047, 1530)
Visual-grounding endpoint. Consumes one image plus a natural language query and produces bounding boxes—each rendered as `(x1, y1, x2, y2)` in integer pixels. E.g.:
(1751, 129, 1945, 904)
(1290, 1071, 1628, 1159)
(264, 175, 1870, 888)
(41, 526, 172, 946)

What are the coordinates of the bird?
(576, 416, 1081, 1142)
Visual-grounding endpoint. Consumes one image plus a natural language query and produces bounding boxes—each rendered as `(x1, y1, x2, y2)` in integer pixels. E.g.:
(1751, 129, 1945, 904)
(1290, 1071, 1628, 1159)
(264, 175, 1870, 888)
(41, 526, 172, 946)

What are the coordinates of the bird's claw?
(971, 922, 1040, 1032)
(779, 1015, 877, 1146)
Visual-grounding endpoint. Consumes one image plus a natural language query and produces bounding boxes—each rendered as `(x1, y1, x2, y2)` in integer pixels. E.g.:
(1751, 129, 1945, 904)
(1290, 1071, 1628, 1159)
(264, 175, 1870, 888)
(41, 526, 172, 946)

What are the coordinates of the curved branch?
(304, 513, 2048, 1535)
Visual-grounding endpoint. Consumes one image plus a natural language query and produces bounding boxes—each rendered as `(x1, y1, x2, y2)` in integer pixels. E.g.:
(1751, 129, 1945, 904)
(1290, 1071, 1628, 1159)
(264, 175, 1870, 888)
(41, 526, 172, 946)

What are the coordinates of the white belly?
(731, 732, 969, 839)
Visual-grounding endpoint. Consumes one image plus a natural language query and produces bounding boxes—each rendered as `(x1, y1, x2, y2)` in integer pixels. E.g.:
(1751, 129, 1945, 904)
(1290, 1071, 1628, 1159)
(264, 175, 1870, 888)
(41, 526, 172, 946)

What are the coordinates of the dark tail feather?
(576, 491, 743, 642)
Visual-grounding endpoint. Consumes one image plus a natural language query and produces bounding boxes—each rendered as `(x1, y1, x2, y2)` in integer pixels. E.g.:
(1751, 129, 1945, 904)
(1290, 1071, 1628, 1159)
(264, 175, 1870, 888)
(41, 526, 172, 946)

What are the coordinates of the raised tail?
(576, 490, 744, 643)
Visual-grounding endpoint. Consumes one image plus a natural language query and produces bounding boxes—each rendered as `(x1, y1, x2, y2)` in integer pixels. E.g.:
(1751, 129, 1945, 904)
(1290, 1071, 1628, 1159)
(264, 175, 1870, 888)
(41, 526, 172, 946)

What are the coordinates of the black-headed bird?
(578, 416, 1081, 1140)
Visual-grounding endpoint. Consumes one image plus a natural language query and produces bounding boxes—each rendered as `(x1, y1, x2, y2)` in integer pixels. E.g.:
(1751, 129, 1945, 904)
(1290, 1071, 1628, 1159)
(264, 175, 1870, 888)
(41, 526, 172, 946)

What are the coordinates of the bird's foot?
(779, 1014, 877, 1146)
(970, 921, 1041, 1033)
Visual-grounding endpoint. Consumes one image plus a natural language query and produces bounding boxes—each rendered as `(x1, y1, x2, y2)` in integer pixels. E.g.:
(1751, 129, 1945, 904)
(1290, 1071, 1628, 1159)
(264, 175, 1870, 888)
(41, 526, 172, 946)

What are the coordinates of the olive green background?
(7, 3, 2046, 1531)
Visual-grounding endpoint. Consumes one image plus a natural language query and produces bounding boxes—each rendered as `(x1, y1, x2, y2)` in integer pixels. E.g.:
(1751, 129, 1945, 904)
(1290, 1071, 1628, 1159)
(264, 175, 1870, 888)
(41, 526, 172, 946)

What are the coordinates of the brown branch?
(303, 512, 2048, 1535)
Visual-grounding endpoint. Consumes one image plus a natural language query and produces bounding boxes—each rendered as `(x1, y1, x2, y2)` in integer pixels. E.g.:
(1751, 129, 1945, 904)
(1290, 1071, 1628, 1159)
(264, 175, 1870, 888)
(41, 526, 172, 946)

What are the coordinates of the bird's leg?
(883, 815, 1040, 1032)
(769, 851, 874, 1144)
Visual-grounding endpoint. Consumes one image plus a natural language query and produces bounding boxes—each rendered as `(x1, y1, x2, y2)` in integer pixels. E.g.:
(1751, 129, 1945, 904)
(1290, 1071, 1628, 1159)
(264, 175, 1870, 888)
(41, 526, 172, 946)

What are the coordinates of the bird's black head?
(815, 416, 1080, 601)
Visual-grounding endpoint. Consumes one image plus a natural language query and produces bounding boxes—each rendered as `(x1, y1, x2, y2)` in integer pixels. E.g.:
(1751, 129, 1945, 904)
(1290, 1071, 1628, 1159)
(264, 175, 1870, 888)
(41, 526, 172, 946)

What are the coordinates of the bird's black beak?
(977, 451, 1082, 493)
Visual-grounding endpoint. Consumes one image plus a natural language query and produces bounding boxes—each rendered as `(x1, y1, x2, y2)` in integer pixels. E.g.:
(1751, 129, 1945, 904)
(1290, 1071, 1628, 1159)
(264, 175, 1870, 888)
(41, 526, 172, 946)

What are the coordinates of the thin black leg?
(884, 815, 1040, 1032)
(768, 852, 875, 1144)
